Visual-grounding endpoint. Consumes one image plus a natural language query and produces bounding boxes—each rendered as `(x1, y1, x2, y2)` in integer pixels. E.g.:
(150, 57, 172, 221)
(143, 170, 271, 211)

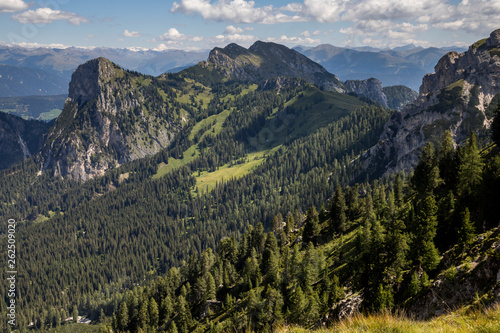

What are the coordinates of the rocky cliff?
(344, 78, 389, 108)
(0, 112, 50, 169)
(38, 58, 184, 181)
(197, 41, 345, 92)
(364, 29, 500, 177)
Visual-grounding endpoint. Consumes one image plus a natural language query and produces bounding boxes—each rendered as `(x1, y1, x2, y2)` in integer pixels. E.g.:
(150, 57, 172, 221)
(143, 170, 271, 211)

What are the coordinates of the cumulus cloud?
(12, 8, 89, 25)
(300, 30, 321, 37)
(153, 28, 203, 50)
(123, 30, 142, 38)
(171, 0, 306, 24)
(224, 25, 244, 34)
(215, 33, 257, 44)
(267, 35, 320, 45)
(0, 0, 28, 13)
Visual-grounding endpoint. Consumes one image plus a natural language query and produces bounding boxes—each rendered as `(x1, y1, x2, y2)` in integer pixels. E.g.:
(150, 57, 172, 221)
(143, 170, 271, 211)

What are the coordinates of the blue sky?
(0, 0, 498, 51)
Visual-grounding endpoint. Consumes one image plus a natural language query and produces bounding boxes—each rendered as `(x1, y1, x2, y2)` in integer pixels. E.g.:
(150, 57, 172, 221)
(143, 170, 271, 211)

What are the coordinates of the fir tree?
(330, 185, 347, 234)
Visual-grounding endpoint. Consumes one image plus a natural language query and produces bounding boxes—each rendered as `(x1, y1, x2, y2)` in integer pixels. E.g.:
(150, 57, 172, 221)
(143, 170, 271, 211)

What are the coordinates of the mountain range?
(0, 31, 499, 332)
(297, 44, 466, 90)
(0, 43, 464, 98)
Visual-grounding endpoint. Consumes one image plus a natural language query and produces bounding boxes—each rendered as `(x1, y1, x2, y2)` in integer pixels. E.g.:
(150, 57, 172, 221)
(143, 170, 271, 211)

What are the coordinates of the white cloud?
(267, 35, 320, 45)
(12, 8, 89, 25)
(158, 28, 188, 41)
(300, 29, 321, 37)
(0, 0, 27, 13)
(123, 30, 142, 38)
(9, 41, 70, 48)
(171, 0, 306, 24)
(153, 28, 203, 49)
(215, 33, 258, 44)
(340, 20, 428, 44)
(302, 0, 346, 22)
(224, 25, 244, 34)
(431, 0, 500, 34)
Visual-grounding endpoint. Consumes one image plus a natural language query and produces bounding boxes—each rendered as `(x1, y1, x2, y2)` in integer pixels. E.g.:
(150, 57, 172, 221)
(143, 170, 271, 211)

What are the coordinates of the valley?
(0, 29, 499, 333)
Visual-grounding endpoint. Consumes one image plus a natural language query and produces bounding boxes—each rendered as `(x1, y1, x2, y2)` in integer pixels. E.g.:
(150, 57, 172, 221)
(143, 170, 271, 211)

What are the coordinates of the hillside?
(0, 47, 389, 331)
(0, 32, 499, 333)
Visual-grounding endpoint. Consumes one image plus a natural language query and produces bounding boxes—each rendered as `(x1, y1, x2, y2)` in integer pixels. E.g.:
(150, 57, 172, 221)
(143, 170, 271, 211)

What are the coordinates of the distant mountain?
(0, 45, 208, 96)
(299, 44, 467, 90)
(0, 112, 51, 169)
(0, 64, 68, 97)
(365, 29, 500, 177)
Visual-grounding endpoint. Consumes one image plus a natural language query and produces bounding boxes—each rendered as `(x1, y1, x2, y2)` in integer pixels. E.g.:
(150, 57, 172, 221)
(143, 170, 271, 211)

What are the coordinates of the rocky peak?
(486, 28, 500, 47)
(364, 29, 500, 177)
(38, 58, 182, 181)
(204, 41, 344, 92)
(68, 57, 118, 103)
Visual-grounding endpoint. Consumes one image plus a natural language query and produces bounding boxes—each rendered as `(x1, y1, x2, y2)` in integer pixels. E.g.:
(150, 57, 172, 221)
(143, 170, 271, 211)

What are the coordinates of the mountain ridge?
(365, 29, 500, 177)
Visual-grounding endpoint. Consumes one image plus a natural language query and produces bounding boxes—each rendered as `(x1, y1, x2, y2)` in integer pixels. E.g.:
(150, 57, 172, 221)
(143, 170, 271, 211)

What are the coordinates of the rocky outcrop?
(344, 78, 389, 108)
(38, 58, 183, 181)
(364, 29, 500, 177)
(0, 112, 50, 169)
(202, 41, 345, 92)
(407, 227, 500, 319)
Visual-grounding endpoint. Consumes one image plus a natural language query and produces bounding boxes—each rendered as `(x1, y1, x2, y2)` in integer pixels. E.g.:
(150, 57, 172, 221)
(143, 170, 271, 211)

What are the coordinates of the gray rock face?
(39, 58, 182, 181)
(364, 29, 500, 177)
(344, 78, 389, 108)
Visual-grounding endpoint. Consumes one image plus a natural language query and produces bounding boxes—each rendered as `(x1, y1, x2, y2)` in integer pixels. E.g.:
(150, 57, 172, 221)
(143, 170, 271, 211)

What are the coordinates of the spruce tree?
(148, 297, 159, 328)
(457, 132, 484, 199)
(303, 206, 320, 243)
(330, 185, 347, 235)
(411, 143, 441, 197)
(458, 207, 475, 246)
(412, 195, 440, 271)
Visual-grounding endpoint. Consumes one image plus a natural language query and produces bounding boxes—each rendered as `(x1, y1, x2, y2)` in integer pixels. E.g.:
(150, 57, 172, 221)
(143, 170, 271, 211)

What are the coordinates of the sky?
(0, 0, 499, 51)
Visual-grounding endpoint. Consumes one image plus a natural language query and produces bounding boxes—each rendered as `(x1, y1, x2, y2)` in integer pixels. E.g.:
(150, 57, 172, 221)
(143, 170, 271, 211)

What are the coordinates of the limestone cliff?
(364, 29, 500, 177)
(38, 58, 184, 181)
(344, 78, 389, 108)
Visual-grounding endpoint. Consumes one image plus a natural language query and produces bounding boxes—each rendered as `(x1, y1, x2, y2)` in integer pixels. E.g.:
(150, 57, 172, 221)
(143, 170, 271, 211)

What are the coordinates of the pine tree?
(148, 297, 159, 328)
(71, 305, 78, 324)
(303, 206, 320, 243)
(438, 130, 457, 188)
(116, 301, 129, 331)
(137, 299, 149, 330)
(411, 143, 441, 197)
(458, 207, 475, 246)
(412, 195, 440, 271)
(160, 294, 173, 324)
(330, 185, 347, 235)
(457, 132, 484, 199)
(206, 272, 217, 300)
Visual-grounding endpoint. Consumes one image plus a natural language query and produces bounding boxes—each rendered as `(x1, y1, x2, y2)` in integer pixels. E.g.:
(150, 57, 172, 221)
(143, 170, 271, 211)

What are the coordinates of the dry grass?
(277, 304, 500, 333)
